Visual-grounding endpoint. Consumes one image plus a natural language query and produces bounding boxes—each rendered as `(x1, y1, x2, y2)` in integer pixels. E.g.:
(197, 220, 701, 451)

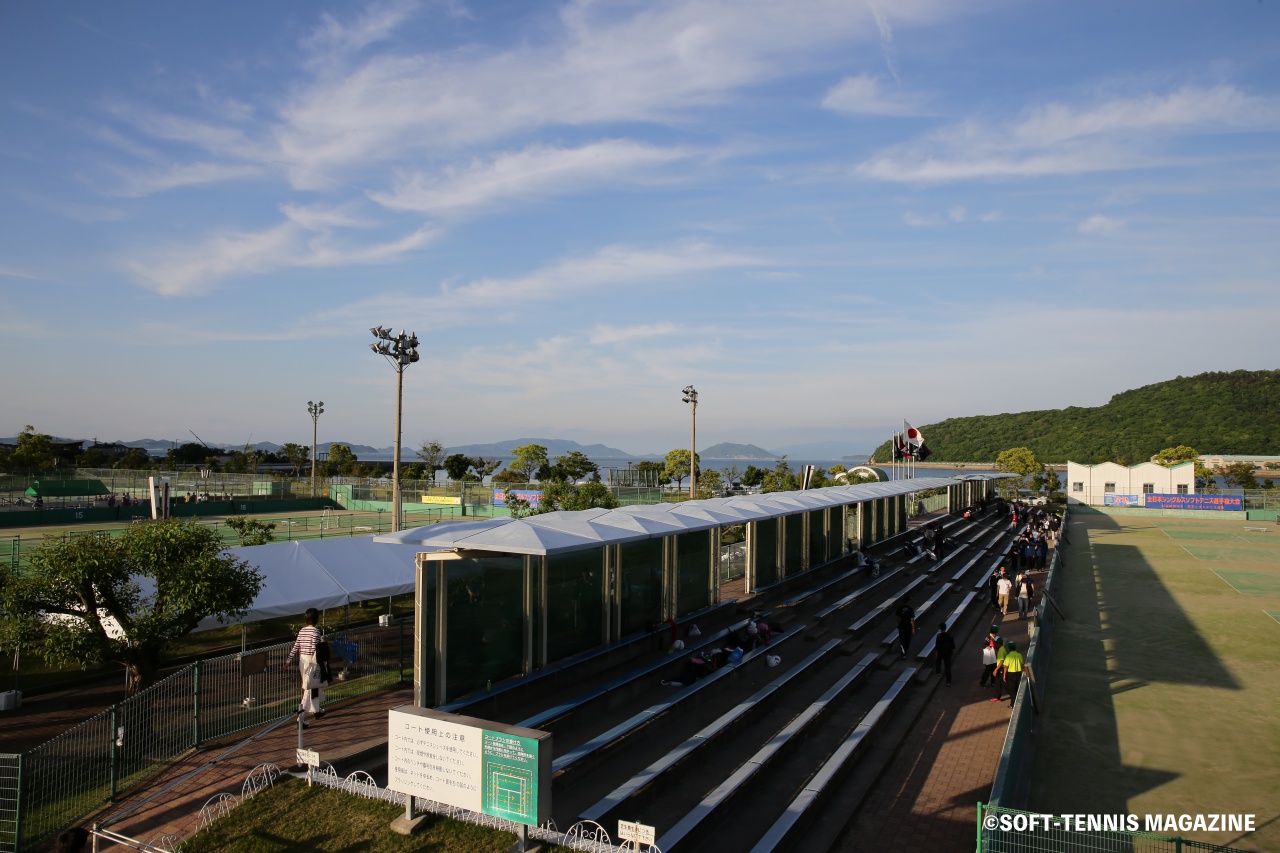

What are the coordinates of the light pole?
(682, 385, 698, 499)
(369, 326, 420, 532)
(307, 401, 324, 498)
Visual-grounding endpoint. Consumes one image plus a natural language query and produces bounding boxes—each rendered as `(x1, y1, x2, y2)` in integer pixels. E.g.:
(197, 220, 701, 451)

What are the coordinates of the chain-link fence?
(0, 620, 408, 852)
(977, 804, 1252, 852)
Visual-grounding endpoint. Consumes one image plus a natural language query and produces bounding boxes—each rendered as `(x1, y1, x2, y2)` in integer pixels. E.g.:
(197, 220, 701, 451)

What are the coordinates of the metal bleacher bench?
(746, 665, 920, 852)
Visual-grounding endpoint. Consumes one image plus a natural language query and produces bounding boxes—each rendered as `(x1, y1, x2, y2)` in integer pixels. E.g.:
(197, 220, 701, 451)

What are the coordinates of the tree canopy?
(1, 520, 263, 694)
(509, 444, 549, 483)
(663, 449, 700, 490)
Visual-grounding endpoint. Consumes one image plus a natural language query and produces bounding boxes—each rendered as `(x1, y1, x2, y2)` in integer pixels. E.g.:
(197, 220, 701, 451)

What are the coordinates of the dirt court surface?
(1031, 512, 1280, 851)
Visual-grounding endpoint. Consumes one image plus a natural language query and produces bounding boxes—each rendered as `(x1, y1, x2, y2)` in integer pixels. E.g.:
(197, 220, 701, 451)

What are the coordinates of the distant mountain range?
(698, 442, 777, 459)
(5, 435, 870, 462)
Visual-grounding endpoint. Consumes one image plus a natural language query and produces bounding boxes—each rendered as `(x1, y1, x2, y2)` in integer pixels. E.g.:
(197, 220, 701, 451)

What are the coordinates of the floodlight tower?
(307, 401, 324, 498)
(682, 385, 698, 498)
(369, 327, 420, 531)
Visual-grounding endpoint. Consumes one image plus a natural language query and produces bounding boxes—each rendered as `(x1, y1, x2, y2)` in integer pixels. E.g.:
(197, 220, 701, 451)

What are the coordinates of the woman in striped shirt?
(285, 608, 325, 719)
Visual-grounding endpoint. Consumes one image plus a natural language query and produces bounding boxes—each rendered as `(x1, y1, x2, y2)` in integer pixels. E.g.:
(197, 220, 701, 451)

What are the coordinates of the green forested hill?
(871, 370, 1280, 464)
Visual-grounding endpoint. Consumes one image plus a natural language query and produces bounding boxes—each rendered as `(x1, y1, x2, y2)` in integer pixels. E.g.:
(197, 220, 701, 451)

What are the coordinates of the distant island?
(870, 369, 1280, 464)
(699, 442, 778, 459)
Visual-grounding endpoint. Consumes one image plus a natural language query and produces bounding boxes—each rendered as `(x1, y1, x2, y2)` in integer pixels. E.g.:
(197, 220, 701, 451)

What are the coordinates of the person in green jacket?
(992, 641, 1024, 707)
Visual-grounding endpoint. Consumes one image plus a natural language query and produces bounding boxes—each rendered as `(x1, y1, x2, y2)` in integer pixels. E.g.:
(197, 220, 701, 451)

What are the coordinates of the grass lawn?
(182, 778, 565, 853)
(1030, 512, 1280, 852)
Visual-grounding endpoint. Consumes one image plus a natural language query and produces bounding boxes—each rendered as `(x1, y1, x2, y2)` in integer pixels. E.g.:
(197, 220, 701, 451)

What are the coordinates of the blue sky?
(2, 0, 1278, 456)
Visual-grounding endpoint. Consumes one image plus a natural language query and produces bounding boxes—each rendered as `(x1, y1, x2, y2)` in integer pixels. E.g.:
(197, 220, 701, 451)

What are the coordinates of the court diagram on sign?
(485, 763, 534, 820)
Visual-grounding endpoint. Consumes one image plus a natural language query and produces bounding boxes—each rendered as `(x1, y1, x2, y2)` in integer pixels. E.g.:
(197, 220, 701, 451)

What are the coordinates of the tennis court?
(1029, 511, 1280, 852)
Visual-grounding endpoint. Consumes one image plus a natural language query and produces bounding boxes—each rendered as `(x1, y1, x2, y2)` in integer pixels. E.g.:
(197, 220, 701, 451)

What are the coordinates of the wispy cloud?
(858, 84, 1280, 182)
(371, 140, 692, 217)
(1078, 213, 1124, 235)
(125, 216, 437, 296)
(302, 240, 763, 332)
(822, 74, 926, 116)
(113, 161, 262, 196)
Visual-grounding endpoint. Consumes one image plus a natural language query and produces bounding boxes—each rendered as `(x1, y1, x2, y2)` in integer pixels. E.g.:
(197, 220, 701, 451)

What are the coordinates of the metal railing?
(0, 620, 409, 852)
(977, 804, 1252, 852)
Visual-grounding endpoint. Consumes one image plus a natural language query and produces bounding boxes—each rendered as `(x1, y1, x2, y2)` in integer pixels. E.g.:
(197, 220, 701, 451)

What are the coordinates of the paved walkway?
(836, 566, 1043, 852)
(95, 686, 412, 848)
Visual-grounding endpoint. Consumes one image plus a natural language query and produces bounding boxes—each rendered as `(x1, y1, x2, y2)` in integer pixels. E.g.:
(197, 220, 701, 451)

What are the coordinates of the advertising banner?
(1104, 494, 1142, 506)
(420, 495, 462, 505)
(1145, 494, 1244, 511)
(388, 706, 551, 825)
(493, 489, 542, 508)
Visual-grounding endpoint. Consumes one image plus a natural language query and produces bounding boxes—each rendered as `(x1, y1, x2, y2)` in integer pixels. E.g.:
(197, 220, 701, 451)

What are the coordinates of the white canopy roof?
(207, 474, 1010, 626)
(374, 476, 975, 557)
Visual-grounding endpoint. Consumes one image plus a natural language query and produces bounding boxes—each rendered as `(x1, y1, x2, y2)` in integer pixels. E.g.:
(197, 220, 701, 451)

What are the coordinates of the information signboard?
(1104, 494, 1142, 506)
(388, 706, 552, 826)
(1145, 494, 1243, 511)
(420, 495, 463, 505)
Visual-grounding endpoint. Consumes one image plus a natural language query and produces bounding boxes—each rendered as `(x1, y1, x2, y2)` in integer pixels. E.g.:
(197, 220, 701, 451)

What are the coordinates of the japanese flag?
(903, 420, 925, 447)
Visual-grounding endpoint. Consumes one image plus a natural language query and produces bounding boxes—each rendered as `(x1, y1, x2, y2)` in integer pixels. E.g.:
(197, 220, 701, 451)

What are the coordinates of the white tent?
(195, 538, 423, 630)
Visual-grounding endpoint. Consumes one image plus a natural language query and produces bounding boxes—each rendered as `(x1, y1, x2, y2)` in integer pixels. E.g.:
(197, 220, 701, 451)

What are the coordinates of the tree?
(996, 447, 1042, 496)
(1220, 462, 1259, 490)
(663, 449, 700, 491)
(224, 516, 277, 546)
(9, 425, 55, 471)
(509, 444, 549, 483)
(761, 457, 796, 493)
(443, 453, 474, 482)
(1, 520, 263, 694)
(114, 447, 153, 470)
(1045, 469, 1063, 496)
(416, 440, 446, 482)
(325, 444, 358, 476)
(166, 443, 212, 467)
(281, 443, 310, 477)
(740, 465, 765, 488)
(535, 481, 620, 513)
(472, 456, 504, 479)
(694, 468, 724, 499)
(403, 462, 427, 480)
(546, 451, 599, 483)
(1154, 445, 1212, 483)
(634, 460, 668, 486)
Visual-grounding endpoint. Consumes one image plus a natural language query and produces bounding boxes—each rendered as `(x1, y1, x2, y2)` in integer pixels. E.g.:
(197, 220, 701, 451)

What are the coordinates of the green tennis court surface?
(1267, 611, 1280, 625)
(1162, 529, 1263, 542)
(1211, 570, 1280, 595)
(1181, 545, 1280, 563)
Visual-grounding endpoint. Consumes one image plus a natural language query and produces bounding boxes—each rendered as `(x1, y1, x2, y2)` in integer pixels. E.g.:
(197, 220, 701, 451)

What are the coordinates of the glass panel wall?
(545, 549, 605, 662)
(784, 513, 805, 572)
(445, 556, 525, 700)
(753, 519, 778, 589)
(619, 538, 664, 636)
(828, 506, 846, 558)
(807, 510, 826, 568)
(676, 531, 711, 616)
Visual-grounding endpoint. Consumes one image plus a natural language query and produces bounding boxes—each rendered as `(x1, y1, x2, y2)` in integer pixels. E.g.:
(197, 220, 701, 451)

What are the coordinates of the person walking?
(988, 570, 1002, 611)
(1017, 571, 1036, 619)
(895, 596, 916, 660)
(997, 572, 1014, 615)
(285, 608, 327, 722)
(994, 641, 1024, 708)
(980, 628, 1002, 687)
(933, 622, 956, 686)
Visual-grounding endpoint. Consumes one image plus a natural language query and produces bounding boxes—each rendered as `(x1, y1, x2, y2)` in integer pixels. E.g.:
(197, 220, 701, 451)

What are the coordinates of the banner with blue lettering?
(1145, 494, 1243, 511)
(1104, 494, 1142, 506)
